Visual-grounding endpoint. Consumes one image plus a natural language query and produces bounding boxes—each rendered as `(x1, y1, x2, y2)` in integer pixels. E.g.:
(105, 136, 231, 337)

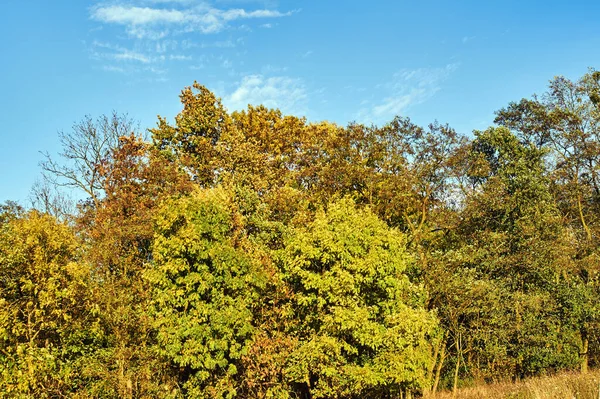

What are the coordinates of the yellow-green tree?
(0, 211, 92, 397)
(147, 188, 269, 398)
(151, 82, 232, 186)
(74, 134, 193, 397)
(281, 198, 437, 398)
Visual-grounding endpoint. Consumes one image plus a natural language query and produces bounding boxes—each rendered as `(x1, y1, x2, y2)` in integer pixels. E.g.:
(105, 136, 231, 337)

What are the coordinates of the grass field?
(430, 370, 600, 399)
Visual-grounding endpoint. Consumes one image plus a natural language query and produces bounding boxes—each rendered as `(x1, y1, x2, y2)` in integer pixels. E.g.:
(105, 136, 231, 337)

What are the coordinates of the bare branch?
(40, 111, 139, 207)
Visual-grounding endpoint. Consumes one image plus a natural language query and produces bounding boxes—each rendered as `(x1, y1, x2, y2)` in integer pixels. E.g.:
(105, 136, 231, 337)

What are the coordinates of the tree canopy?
(3, 69, 600, 398)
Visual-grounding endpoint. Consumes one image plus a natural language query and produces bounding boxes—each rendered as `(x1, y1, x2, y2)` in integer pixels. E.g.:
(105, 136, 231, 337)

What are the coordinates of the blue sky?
(2, 0, 600, 204)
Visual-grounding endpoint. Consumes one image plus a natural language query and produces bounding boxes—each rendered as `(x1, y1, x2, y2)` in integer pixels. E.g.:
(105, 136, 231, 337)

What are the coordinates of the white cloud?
(90, 36, 195, 75)
(91, 41, 156, 64)
(224, 74, 308, 115)
(113, 50, 152, 63)
(90, 40, 193, 75)
(203, 40, 237, 48)
(102, 65, 126, 73)
(90, 2, 294, 38)
(127, 26, 170, 40)
(261, 64, 287, 74)
(99, 63, 167, 76)
(88, 1, 295, 76)
(360, 63, 459, 122)
(169, 54, 192, 60)
(146, 0, 193, 3)
(221, 58, 233, 68)
(91, 5, 187, 25)
(155, 39, 178, 53)
(219, 8, 291, 20)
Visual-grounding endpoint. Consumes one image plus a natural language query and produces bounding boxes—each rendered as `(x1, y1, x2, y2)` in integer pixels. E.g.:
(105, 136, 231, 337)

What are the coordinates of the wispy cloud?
(90, 40, 191, 75)
(146, 0, 194, 4)
(224, 74, 308, 115)
(102, 65, 126, 73)
(99, 62, 168, 77)
(88, 1, 295, 75)
(221, 58, 233, 68)
(92, 6, 187, 25)
(90, 2, 295, 38)
(261, 64, 288, 74)
(113, 51, 152, 63)
(91, 41, 154, 63)
(204, 39, 237, 48)
(359, 63, 459, 122)
(170, 54, 192, 60)
(462, 35, 475, 44)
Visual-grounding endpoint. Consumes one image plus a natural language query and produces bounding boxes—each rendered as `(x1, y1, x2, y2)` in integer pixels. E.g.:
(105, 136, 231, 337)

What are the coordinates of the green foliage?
(6, 69, 600, 397)
(0, 211, 92, 397)
(281, 198, 437, 398)
(496, 70, 600, 373)
(151, 82, 231, 185)
(147, 188, 267, 398)
(432, 127, 580, 384)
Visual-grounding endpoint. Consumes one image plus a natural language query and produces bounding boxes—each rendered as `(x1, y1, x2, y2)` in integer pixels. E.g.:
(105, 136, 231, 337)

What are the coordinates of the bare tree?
(29, 178, 75, 221)
(40, 112, 138, 208)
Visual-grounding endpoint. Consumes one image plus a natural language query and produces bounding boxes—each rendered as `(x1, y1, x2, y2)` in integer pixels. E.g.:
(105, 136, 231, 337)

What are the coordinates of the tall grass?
(430, 370, 600, 399)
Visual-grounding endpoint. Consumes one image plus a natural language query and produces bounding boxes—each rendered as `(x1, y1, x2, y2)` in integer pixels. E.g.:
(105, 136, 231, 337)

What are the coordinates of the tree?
(430, 127, 579, 386)
(496, 70, 600, 372)
(41, 112, 137, 207)
(0, 211, 92, 397)
(73, 134, 193, 398)
(29, 178, 75, 221)
(280, 198, 437, 398)
(147, 188, 268, 398)
(0, 201, 24, 225)
(151, 82, 231, 186)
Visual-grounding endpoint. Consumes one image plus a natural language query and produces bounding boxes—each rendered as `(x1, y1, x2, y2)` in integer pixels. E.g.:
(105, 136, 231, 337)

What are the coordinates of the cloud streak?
(88, 1, 295, 77)
(89, 40, 191, 76)
(360, 63, 459, 122)
(92, 6, 186, 25)
(224, 74, 308, 116)
(91, 41, 153, 63)
(90, 3, 294, 37)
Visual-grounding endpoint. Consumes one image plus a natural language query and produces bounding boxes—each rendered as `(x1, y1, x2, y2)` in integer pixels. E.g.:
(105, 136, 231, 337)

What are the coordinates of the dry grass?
(430, 370, 600, 399)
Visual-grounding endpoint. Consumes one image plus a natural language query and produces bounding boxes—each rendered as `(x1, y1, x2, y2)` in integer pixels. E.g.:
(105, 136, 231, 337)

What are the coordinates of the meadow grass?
(430, 369, 600, 399)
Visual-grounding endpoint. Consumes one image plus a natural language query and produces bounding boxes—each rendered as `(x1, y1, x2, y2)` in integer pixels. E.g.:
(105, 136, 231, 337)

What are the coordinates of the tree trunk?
(424, 332, 444, 397)
(433, 338, 447, 394)
(452, 333, 461, 398)
(452, 355, 460, 398)
(581, 329, 589, 374)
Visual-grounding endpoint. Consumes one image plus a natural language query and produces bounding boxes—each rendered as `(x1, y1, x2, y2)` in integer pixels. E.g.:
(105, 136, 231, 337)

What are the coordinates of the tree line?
(1, 69, 600, 398)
